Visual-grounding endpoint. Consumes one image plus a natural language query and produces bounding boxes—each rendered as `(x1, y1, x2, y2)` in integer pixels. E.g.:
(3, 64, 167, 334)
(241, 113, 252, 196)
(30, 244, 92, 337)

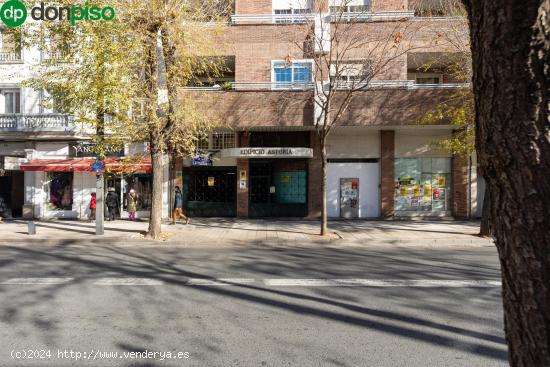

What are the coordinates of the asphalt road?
(0, 243, 507, 367)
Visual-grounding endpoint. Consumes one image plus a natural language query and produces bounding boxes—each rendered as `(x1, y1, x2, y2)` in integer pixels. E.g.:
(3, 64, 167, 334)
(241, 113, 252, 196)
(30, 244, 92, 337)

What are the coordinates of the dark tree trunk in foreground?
(479, 185, 491, 237)
(463, 1, 550, 366)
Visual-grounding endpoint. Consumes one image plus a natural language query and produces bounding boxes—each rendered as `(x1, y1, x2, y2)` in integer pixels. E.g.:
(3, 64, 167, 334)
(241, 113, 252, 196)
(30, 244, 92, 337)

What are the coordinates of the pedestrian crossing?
(0, 277, 502, 287)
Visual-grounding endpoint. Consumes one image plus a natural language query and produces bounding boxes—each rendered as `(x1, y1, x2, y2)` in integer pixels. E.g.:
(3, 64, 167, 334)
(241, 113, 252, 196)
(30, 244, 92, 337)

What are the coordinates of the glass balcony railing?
(0, 50, 22, 63)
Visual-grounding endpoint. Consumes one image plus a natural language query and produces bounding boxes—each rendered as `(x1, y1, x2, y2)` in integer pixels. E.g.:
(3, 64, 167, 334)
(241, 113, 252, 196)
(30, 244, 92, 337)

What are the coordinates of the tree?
(462, 1, 550, 365)
(293, 0, 425, 235)
(22, 0, 230, 239)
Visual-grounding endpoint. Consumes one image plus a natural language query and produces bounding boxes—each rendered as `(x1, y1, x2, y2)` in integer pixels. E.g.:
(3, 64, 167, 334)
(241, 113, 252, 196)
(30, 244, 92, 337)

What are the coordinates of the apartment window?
(3, 90, 21, 114)
(330, 62, 373, 85)
(415, 74, 442, 84)
(330, 3, 371, 13)
(273, 61, 312, 87)
(274, 8, 310, 23)
(40, 90, 66, 114)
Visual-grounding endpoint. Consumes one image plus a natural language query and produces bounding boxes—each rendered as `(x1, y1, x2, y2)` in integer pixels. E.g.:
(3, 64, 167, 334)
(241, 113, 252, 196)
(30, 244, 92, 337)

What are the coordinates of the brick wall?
(452, 154, 470, 219)
(380, 130, 395, 218)
(181, 90, 314, 128)
(235, 0, 272, 14)
(307, 131, 322, 219)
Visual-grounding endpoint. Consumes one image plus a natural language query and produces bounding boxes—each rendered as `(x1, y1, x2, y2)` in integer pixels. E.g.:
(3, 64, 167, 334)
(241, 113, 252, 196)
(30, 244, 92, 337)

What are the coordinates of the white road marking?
(264, 279, 502, 287)
(93, 278, 164, 286)
(186, 278, 255, 286)
(0, 277, 74, 285)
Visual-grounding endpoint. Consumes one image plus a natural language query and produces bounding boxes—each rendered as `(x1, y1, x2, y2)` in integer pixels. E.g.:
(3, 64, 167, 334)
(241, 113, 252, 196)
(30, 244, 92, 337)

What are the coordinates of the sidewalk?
(0, 218, 493, 247)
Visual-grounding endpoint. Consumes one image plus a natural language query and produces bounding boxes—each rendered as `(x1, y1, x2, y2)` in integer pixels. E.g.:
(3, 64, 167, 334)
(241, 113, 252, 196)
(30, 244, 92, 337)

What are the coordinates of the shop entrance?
(183, 167, 236, 217)
(249, 160, 308, 218)
(0, 171, 24, 217)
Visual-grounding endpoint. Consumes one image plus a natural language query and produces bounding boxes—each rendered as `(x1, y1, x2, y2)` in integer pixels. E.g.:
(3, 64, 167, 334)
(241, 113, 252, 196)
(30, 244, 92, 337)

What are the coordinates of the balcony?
(330, 11, 415, 22)
(231, 13, 314, 24)
(0, 114, 76, 132)
(183, 82, 314, 91)
(335, 80, 470, 90)
(0, 50, 22, 63)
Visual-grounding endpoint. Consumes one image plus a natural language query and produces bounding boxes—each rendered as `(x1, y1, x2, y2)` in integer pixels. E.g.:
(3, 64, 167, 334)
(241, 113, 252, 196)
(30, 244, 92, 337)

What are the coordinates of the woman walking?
(127, 189, 137, 221)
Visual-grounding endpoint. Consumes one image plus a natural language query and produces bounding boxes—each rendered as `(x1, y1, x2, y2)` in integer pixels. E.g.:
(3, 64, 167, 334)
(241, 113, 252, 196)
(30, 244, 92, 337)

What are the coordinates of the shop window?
(395, 158, 451, 212)
(124, 174, 152, 211)
(187, 170, 236, 203)
(45, 172, 73, 210)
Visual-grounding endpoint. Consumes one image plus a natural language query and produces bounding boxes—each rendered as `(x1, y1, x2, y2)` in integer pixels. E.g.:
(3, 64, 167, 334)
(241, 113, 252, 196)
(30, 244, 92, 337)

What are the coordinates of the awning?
(20, 158, 152, 173)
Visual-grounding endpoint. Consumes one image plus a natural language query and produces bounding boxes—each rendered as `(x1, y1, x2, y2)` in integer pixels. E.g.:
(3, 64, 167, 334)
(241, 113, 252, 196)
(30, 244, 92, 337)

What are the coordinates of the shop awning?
(20, 158, 152, 172)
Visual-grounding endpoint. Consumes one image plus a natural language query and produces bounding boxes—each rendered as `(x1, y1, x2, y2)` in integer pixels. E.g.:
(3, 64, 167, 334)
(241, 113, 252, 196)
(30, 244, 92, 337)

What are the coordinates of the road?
(0, 243, 507, 366)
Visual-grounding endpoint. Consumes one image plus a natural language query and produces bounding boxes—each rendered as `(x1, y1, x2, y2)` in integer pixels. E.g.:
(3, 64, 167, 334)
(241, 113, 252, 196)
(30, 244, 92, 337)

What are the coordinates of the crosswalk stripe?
(0, 277, 74, 285)
(93, 278, 164, 286)
(263, 279, 502, 287)
(186, 278, 255, 286)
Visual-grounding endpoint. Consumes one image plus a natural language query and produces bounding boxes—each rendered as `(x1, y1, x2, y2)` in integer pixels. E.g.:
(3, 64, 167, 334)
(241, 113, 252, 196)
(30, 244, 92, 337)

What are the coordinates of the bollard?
(28, 221, 36, 235)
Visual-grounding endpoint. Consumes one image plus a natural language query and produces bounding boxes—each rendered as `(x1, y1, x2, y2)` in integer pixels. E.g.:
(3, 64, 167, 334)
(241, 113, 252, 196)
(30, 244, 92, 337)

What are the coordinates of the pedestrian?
(127, 189, 137, 221)
(172, 186, 190, 225)
(105, 187, 119, 222)
(0, 194, 6, 222)
(89, 192, 96, 221)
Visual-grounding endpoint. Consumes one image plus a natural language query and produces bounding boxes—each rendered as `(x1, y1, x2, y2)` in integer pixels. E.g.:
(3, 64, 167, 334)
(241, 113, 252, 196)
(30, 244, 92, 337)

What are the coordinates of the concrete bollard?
(28, 221, 36, 235)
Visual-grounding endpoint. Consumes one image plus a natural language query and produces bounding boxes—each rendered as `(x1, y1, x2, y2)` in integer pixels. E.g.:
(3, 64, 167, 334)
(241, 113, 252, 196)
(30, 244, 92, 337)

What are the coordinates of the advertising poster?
(424, 184, 432, 197)
(208, 177, 215, 187)
(433, 188, 441, 200)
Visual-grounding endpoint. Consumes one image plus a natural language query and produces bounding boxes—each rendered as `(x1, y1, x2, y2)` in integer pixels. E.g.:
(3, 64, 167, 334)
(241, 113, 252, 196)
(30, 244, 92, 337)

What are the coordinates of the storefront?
(394, 157, 452, 216)
(222, 131, 314, 218)
(0, 142, 28, 218)
(20, 156, 156, 220)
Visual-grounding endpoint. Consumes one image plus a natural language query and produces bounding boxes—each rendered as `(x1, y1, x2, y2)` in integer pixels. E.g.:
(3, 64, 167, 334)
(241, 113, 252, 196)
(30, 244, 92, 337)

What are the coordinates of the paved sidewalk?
(0, 218, 492, 247)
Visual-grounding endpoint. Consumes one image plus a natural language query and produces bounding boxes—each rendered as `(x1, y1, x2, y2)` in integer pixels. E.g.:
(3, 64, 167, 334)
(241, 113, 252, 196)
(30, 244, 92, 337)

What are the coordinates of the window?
(394, 158, 451, 213)
(3, 90, 20, 114)
(330, 62, 373, 85)
(329, 3, 371, 13)
(197, 132, 236, 151)
(41, 90, 66, 114)
(274, 8, 310, 23)
(45, 172, 73, 210)
(211, 132, 236, 150)
(416, 76, 441, 84)
(273, 61, 312, 88)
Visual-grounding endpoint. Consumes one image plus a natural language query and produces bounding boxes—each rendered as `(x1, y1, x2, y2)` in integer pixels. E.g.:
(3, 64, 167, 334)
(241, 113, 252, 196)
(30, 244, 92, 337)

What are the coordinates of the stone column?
(236, 131, 249, 218)
(380, 130, 395, 218)
(22, 149, 36, 219)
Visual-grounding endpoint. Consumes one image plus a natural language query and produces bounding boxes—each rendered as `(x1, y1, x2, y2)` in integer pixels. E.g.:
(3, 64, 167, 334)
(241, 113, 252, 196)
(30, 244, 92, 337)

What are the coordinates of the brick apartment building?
(176, 0, 484, 220)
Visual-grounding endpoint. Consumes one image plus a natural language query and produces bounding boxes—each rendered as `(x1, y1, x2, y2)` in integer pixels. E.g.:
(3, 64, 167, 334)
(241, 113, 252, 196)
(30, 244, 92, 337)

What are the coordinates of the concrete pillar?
(22, 149, 35, 219)
(452, 154, 470, 219)
(380, 130, 395, 218)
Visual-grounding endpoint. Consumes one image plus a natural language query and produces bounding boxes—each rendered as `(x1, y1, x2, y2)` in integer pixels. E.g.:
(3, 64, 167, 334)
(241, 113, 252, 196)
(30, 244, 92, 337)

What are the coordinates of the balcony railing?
(335, 80, 470, 90)
(330, 11, 415, 22)
(231, 14, 314, 24)
(183, 82, 315, 91)
(0, 51, 22, 63)
(0, 114, 76, 132)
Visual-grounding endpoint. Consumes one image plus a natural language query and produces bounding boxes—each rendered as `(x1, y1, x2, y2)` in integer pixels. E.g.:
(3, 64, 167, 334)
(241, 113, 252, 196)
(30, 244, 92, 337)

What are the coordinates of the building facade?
(0, 28, 170, 220)
(177, 0, 483, 220)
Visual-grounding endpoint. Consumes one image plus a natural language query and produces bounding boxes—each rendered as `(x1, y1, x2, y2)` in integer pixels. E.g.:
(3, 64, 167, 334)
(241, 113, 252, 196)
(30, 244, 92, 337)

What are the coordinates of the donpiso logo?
(1, 0, 115, 28)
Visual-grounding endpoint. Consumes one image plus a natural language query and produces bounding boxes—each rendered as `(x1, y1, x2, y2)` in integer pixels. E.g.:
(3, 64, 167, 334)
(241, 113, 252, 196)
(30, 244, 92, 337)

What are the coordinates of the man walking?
(105, 187, 119, 222)
(172, 186, 190, 225)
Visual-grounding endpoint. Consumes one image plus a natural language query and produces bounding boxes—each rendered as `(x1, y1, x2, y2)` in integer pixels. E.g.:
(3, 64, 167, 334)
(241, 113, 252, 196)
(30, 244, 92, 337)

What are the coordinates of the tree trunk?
(479, 185, 491, 237)
(320, 138, 328, 236)
(463, 1, 550, 365)
(147, 145, 164, 239)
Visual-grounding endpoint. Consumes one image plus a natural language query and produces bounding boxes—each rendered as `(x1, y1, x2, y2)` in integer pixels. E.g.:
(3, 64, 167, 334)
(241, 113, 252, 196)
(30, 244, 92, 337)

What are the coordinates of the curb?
(0, 237, 494, 247)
